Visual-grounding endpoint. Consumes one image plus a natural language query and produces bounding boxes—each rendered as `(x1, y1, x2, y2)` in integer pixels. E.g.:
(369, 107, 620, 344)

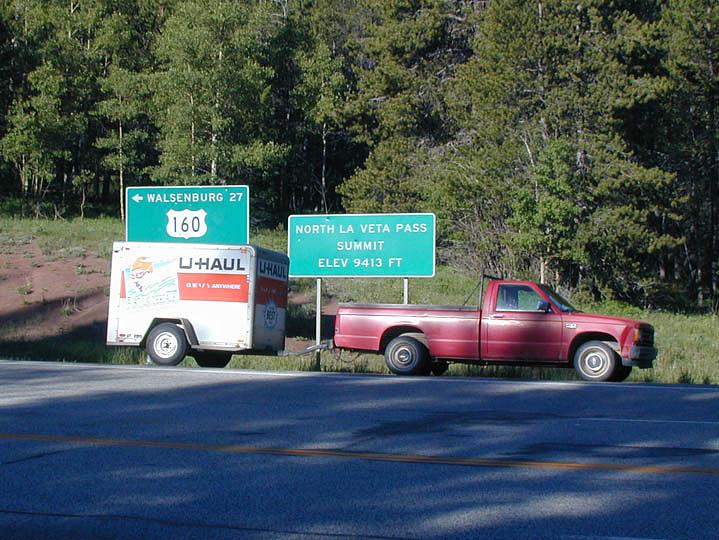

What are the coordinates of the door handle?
(491, 314, 505, 319)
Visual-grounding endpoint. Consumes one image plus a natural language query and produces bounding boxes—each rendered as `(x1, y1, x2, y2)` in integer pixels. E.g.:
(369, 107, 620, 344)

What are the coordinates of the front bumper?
(622, 346, 657, 368)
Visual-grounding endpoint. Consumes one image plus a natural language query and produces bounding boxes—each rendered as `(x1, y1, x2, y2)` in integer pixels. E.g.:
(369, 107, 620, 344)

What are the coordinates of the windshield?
(538, 285, 577, 313)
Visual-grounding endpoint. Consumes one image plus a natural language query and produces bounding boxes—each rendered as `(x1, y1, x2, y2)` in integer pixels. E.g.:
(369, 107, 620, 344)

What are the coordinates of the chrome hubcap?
(154, 332, 178, 359)
(394, 346, 414, 366)
(582, 348, 608, 375)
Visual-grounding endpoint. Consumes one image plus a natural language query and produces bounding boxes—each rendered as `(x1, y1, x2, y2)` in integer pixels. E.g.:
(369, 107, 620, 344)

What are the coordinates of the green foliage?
(151, 0, 279, 186)
(660, 0, 719, 305)
(0, 0, 715, 309)
(338, 136, 430, 212)
(510, 139, 586, 279)
(440, 0, 681, 299)
(338, 0, 470, 211)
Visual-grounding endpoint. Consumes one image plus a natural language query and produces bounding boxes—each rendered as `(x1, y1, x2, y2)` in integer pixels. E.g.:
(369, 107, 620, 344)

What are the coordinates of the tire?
(384, 336, 429, 376)
(573, 341, 620, 382)
(146, 323, 188, 366)
(194, 352, 232, 368)
(609, 365, 632, 382)
(430, 361, 449, 376)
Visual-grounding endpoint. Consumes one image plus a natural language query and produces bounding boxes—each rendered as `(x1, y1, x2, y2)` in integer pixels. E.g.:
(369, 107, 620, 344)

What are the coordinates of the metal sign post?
(315, 278, 322, 371)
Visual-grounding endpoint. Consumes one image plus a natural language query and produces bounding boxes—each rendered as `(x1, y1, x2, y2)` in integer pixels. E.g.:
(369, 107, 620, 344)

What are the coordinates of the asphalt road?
(1, 360, 718, 540)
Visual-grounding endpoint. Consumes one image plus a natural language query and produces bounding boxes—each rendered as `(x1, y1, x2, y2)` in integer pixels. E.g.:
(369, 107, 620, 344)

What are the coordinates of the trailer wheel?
(194, 352, 232, 368)
(384, 336, 429, 376)
(573, 341, 620, 382)
(146, 323, 188, 366)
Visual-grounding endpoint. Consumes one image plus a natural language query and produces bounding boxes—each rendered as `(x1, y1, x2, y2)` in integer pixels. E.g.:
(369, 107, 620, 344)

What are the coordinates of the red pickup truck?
(333, 279, 656, 382)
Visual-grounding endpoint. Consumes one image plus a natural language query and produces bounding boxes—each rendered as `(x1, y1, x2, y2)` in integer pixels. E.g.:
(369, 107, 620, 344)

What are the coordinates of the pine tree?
(338, 0, 472, 212)
(0, 0, 104, 213)
(150, 0, 287, 227)
(447, 0, 678, 298)
(662, 0, 719, 304)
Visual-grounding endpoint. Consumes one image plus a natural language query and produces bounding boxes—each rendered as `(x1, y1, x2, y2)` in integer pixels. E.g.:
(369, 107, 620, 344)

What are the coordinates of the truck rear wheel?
(194, 352, 232, 368)
(146, 323, 188, 366)
(573, 341, 620, 382)
(430, 361, 449, 376)
(384, 336, 429, 376)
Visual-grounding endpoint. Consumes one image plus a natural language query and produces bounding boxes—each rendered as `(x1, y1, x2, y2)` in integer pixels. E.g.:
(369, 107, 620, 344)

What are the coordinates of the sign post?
(126, 185, 249, 244)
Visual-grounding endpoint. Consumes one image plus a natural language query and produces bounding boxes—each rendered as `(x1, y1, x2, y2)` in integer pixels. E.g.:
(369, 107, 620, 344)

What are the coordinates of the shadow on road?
(1, 363, 717, 539)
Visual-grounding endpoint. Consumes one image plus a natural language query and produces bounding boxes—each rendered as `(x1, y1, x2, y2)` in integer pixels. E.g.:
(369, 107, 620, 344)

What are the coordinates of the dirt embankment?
(0, 241, 109, 341)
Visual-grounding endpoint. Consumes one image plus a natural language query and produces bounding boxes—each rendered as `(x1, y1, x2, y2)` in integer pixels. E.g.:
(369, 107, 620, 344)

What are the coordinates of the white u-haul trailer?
(106, 242, 289, 367)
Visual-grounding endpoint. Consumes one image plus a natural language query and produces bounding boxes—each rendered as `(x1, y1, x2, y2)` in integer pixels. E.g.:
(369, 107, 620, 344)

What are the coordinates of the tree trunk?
(119, 119, 125, 222)
(190, 92, 196, 179)
(321, 122, 329, 213)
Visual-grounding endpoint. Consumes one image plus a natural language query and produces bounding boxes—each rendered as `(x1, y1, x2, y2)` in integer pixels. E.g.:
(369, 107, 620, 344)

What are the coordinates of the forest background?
(0, 0, 717, 311)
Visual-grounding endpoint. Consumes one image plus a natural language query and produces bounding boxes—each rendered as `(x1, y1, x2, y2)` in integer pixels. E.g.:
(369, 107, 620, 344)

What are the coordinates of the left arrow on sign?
(132, 194, 143, 203)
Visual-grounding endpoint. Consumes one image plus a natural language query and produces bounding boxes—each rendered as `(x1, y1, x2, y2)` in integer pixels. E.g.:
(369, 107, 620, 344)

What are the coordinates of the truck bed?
(334, 303, 481, 359)
(338, 303, 479, 311)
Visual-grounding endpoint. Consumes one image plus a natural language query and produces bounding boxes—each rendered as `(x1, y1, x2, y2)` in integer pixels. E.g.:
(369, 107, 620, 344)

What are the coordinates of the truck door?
(482, 283, 563, 362)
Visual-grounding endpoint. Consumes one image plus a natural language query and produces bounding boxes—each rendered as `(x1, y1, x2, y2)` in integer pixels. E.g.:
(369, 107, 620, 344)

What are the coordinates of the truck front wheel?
(146, 323, 188, 366)
(573, 341, 620, 382)
(384, 336, 429, 376)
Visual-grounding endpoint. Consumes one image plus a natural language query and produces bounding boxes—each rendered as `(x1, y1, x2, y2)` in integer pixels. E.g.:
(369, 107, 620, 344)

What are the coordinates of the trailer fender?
(178, 318, 199, 347)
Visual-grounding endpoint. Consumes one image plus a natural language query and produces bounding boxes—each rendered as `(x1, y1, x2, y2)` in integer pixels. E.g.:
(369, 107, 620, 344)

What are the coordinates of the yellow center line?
(2, 432, 718, 477)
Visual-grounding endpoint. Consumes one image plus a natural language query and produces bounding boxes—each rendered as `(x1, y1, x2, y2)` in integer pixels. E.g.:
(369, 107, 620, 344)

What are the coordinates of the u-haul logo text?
(258, 260, 288, 280)
(179, 257, 247, 273)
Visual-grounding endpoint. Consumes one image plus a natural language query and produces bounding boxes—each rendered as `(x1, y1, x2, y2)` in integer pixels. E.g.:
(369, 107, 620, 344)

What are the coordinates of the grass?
(0, 216, 717, 385)
(61, 297, 80, 317)
(0, 216, 123, 259)
(641, 312, 718, 384)
(16, 278, 33, 296)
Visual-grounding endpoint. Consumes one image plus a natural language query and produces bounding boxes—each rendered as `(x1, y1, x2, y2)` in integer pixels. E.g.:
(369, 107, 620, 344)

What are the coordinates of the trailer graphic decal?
(122, 257, 179, 309)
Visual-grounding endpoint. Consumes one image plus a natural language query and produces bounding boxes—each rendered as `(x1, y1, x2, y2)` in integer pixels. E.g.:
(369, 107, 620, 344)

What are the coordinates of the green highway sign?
(288, 213, 436, 277)
(126, 185, 249, 244)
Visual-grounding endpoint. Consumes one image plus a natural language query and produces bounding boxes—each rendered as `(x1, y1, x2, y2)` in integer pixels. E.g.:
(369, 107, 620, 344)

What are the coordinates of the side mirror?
(536, 300, 551, 313)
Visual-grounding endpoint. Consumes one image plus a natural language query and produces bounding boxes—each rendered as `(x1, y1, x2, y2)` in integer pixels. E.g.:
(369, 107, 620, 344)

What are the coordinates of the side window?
(496, 285, 545, 312)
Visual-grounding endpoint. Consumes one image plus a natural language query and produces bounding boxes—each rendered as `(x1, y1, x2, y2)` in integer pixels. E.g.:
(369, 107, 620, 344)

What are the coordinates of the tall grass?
(642, 312, 718, 384)
(0, 217, 716, 384)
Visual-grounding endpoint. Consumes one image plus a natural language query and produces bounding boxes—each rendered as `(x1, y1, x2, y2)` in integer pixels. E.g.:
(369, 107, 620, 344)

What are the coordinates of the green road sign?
(288, 213, 435, 277)
(126, 185, 249, 244)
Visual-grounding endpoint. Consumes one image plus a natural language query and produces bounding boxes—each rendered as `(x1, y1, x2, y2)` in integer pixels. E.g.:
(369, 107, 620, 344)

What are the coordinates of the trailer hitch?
(277, 340, 333, 357)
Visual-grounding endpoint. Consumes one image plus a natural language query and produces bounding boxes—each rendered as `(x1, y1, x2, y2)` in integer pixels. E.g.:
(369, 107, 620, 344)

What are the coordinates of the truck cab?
(480, 280, 656, 380)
